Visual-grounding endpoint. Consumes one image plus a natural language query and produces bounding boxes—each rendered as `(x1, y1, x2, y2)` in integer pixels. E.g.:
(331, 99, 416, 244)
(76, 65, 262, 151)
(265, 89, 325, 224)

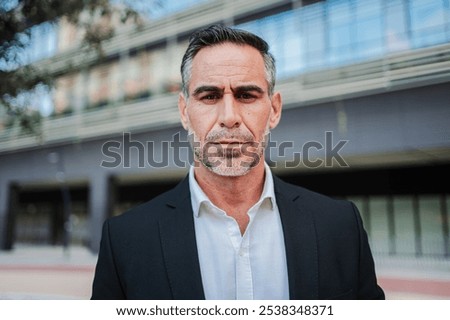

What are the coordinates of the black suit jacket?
(91, 175, 384, 299)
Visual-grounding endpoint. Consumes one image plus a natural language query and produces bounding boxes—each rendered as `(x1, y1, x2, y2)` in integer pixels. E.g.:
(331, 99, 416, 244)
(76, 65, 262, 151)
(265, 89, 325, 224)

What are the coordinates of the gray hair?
(180, 24, 276, 98)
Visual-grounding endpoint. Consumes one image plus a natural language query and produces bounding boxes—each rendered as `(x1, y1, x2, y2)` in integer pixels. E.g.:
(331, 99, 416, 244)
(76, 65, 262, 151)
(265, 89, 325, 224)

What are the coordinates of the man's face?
(178, 42, 282, 176)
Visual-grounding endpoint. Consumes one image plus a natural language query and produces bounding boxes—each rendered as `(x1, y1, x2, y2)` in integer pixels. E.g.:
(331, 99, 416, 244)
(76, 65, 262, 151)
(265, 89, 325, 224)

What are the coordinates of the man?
(91, 25, 384, 300)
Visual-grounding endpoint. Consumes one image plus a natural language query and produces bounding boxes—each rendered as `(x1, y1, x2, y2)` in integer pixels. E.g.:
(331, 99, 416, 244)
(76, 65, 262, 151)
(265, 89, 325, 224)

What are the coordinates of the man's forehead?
(191, 44, 265, 78)
(187, 42, 268, 94)
(192, 42, 264, 66)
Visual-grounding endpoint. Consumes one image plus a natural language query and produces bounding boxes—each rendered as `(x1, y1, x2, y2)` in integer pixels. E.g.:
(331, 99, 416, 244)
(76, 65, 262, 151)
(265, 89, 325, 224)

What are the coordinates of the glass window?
(393, 196, 416, 255)
(274, 10, 304, 78)
(137, 0, 211, 20)
(354, 0, 384, 60)
(385, 0, 410, 52)
(88, 62, 115, 108)
(300, 2, 327, 70)
(282, 10, 303, 76)
(235, 0, 450, 75)
(53, 74, 79, 116)
(327, 0, 353, 66)
(260, 14, 285, 76)
(409, 0, 447, 48)
(237, 12, 302, 79)
(369, 196, 390, 255)
(123, 51, 150, 101)
(70, 201, 89, 245)
(147, 45, 177, 94)
(419, 195, 445, 256)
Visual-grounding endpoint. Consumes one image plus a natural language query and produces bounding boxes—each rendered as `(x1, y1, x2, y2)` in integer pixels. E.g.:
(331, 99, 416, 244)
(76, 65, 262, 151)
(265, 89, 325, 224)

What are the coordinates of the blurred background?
(0, 0, 449, 299)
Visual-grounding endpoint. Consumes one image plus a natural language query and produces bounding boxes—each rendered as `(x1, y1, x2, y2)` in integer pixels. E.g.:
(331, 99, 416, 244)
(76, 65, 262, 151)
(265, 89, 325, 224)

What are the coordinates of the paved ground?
(0, 245, 96, 299)
(0, 245, 449, 299)
(375, 255, 450, 299)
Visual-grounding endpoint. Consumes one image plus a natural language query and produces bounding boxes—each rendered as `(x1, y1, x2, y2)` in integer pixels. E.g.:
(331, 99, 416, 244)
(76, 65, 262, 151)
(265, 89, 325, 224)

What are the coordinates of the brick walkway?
(0, 246, 96, 299)
(375, 255, 450, 299)
(1, 246, 449, 299)
(379, 277, 450, 299)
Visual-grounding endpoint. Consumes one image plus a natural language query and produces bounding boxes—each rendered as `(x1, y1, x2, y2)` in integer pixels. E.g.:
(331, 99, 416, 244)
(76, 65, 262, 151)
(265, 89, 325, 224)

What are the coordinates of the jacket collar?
(274, 176, 319, 300)
(159, 176, 206, 299)
(189, 163, 276, 218)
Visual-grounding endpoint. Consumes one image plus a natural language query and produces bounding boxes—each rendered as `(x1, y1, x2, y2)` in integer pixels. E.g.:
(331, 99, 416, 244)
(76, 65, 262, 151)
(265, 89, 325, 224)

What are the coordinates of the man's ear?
(178, 93, 189, 130)
(269, 91, 282, 129)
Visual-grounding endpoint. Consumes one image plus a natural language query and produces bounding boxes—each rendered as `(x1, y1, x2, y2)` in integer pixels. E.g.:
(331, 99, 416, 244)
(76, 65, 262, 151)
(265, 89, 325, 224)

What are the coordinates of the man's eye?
(237, 93, 256, 101)
(200, 94, 219, 103)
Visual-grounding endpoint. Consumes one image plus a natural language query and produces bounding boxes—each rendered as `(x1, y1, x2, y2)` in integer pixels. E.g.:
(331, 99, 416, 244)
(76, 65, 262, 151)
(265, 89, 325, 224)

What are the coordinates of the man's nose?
(219, 94, 241, 128)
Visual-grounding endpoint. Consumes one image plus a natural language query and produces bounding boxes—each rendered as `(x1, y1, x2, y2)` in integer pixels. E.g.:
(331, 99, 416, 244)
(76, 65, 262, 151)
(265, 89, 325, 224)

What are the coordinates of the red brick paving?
(379, 276, 450, 298)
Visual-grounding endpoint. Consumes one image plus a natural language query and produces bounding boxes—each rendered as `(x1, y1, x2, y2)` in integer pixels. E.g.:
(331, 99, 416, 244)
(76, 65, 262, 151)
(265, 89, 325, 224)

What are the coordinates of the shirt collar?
(189, 163, 276, 218)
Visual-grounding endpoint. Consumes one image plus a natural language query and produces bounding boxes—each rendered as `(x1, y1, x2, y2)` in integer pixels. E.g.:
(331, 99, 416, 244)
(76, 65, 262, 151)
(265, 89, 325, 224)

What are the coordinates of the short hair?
(180, 24, 276, 98)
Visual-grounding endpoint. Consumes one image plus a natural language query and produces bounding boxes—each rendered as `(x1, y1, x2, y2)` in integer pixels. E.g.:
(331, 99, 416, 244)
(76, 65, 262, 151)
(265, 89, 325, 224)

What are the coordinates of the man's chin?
(208, 166, 252, 177)
(201, 158, 256, 177)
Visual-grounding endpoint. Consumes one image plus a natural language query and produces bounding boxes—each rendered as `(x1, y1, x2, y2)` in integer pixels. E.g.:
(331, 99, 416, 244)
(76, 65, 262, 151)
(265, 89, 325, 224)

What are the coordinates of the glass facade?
(126, 0, 211, 20)
(368, 196, 391, 255)
(237, 0, 450, 78)
(14, 199, 89, 246)
(393, 196, 416, 256)
(348, 194, 450, 258)
(5, 0, 449, 117)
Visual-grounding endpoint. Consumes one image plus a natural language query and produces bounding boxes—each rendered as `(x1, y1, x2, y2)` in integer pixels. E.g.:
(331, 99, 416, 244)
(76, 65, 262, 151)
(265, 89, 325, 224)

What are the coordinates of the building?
(0, 0, 449, 260)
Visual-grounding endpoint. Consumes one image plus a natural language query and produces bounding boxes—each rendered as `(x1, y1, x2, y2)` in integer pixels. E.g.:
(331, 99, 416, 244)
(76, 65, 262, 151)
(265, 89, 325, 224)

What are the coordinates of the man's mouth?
(215, 141, 243, 145)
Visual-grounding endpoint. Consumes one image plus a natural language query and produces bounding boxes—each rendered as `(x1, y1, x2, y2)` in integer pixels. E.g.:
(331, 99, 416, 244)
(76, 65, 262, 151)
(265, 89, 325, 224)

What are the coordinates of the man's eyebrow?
(192, 84, 265, 97)
(232, 85, 265, 94)
(192, 86, 223, 97)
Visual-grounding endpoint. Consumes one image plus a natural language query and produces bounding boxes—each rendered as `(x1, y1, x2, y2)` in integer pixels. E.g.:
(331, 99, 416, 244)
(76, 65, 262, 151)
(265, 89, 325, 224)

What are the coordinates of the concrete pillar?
(0, 181, 9, 250)
(88, 174, 115, 253)
(0, 182, 17, 251)
(75, 68, 89, 114)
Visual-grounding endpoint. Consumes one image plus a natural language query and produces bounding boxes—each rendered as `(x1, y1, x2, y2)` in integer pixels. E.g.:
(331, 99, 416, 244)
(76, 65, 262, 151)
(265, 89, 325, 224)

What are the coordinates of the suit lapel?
(158, 177, 205, 299)
(274, 176, 319, 300)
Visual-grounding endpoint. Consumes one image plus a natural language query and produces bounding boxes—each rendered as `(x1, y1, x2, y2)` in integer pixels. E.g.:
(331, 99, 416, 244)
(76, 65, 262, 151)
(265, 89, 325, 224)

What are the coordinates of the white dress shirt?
(189, 163, 289, 300)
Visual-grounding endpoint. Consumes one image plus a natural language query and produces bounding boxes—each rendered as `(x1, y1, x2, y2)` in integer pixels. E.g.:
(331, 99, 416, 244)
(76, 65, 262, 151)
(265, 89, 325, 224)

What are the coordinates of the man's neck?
(193, 161, 266, 234)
